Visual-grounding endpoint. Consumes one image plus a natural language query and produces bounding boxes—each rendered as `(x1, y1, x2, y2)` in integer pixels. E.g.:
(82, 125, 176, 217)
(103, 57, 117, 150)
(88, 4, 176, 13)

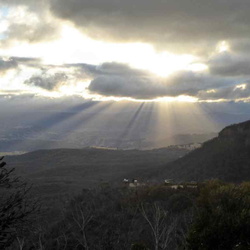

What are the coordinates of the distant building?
(123, 178, 129, 183)
(164, 179, 173, 184)
(122, 178, 143, 188)
(170, 184, 184, 189)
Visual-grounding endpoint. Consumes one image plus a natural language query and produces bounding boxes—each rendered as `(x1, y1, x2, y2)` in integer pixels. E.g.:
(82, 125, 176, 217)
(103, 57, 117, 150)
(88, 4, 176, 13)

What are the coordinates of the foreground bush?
(187, 180, 250, 250)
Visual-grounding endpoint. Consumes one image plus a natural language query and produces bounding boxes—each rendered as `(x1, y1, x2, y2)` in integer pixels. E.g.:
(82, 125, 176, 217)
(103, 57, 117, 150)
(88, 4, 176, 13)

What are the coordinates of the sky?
(0, 0, 250, 145)
(0, 0, 250, 103)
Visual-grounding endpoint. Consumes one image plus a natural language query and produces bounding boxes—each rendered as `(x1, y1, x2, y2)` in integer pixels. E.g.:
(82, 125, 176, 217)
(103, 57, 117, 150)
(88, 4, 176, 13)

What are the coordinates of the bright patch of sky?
(0, 6, 9, 40)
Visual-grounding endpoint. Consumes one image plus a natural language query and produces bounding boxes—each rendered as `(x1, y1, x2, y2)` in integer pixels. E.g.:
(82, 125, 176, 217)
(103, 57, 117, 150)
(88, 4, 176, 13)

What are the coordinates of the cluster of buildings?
(122, 178, 198, 189)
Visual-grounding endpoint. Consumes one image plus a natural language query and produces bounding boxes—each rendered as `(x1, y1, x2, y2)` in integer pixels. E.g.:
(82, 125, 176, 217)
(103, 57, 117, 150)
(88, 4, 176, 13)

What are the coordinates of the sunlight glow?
(217, 41, 230, 53)
(156, 96, 198, 103)
(188, 63, 208, 72)
(130, 52, 196, 77)
(40, 25, 204, 77)
(0, 23, 207, 78)
(234, 83, 247, 90)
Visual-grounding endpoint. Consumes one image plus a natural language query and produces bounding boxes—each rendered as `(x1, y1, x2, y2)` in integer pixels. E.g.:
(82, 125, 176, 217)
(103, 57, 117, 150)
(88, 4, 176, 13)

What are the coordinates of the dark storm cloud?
(88, 71, 235, 99)
(209, 52, 250, 77)
(3, 0, 250, 55)
(88, 76, 167, 99)
(95, 62, 147, 76)
(50, 0, 250, 54)
(69, 62, 149, 78)
(24, 72, 68, 90)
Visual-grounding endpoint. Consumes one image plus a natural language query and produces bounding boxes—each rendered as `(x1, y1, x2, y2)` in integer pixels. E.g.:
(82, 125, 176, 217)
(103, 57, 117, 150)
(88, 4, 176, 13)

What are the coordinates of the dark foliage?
(11, 185, 196, 250)
(187, 180, 250, 250)
(4, 180, 250, 250)
(0, 156, 38, 248)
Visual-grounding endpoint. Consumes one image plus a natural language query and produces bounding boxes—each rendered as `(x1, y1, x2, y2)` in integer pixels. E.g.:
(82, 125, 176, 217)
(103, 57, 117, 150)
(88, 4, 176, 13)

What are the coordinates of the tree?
(0, 156, 38, 248)
(186, 180, 250, 250)
(140, 202, 178, 250)
(69, 201, 93, 250)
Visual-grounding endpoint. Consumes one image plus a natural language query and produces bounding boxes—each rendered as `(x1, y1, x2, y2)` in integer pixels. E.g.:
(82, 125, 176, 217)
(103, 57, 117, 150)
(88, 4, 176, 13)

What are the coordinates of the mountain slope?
(154, 120, 250, 182)
(5, 147, 188, 195)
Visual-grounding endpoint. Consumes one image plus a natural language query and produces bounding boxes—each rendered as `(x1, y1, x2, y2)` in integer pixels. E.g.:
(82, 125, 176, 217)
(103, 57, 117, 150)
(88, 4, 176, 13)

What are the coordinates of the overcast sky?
(1, 0, 250, 103)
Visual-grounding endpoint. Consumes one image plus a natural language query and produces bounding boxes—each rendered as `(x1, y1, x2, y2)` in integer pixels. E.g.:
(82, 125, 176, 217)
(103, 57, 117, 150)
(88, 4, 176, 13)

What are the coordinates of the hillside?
(5, 147, 188, 196)
(154, 120, 250, 182)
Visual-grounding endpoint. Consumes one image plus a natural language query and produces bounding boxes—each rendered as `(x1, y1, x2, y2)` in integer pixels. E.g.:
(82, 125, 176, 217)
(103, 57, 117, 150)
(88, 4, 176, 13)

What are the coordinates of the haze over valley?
(1, 99, 249, 152)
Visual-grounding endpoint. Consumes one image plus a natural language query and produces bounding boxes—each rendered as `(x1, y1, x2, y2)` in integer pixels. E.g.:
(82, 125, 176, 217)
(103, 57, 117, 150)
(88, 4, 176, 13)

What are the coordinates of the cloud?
(1, 57, 249, 101)
(198, 83, 250, 101)
(24, 72, 68, 91)
(50, 0, 250, 54)
(0, 56, 41, 73)
(230, 39, 250, 54)
(3, 0, 250, 57)
(209, 52, 250, 77)
(0, 57, 18, 72)
(9, 56, 41, 66)
(21, 62, 147, 95)
(88, 76, 165, 99)
(18, 61, 247, 101)
(0, 3, 60, 46)
(88, 69, 235, 99)
(66, 62, 148, 77)
(95, 62, 147, 76)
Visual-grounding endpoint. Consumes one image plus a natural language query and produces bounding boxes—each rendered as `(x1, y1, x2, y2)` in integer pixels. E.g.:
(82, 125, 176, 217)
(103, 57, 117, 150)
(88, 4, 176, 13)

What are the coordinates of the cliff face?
(219, 120, 250, 145)
(157, 120, 250, 183)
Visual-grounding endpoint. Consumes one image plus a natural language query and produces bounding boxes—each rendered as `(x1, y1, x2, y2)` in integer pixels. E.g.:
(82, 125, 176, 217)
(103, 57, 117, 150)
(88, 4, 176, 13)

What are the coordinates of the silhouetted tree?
(0, 156, 38, 248)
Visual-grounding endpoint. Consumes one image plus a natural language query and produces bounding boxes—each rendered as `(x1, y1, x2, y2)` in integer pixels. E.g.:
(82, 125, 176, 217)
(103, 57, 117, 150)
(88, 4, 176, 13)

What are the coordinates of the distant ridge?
(5, 147, 188, 194)
(155, 120, 250, 182)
